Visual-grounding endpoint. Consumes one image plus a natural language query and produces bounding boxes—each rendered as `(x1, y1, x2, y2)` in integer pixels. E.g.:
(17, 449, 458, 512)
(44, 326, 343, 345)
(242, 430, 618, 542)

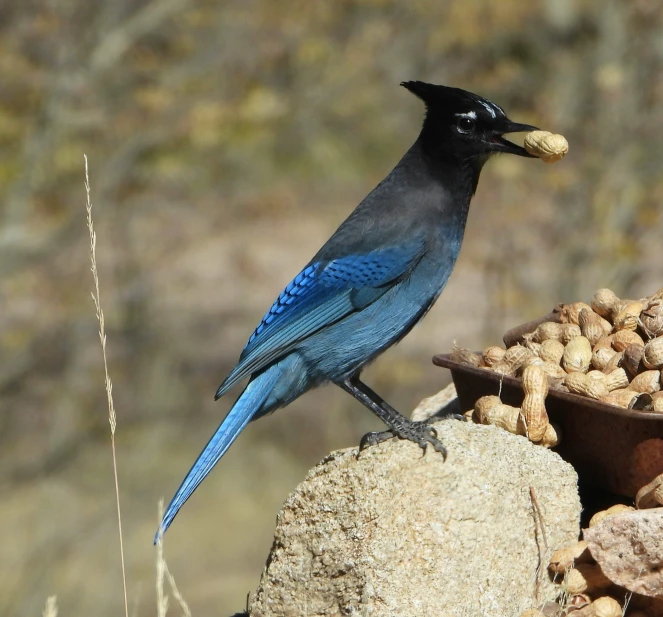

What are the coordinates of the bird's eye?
(457, 117, 476, 133)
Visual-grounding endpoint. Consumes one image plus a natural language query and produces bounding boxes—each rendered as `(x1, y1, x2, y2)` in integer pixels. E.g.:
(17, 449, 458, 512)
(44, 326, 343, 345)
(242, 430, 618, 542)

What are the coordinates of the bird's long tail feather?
(155, 368, 282, 541)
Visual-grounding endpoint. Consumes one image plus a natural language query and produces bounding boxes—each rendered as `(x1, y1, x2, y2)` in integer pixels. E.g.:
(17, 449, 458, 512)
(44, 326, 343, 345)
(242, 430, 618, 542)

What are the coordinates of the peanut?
(601, 350, 623, 375)
(540, 422, 561, 448)
(565, 372, 609, 399)
(561, 302, 593, 325)
(450, 344, 481, 367)
(565, 564, 612, 594)
(589, 504, 635, 527)
(562, 336, 592, 373)
(612, 329, 644, 352)
(603, 367, 629, 391)
(538, 360, 566, 381)
(523, 130, 568, 163)
(482, 345, 506, 367)
(599, 388, 638, 408)
(622, 343, 645, 377)
(641, 301, 663, 338)
(492, 344, 534, 377)
(548, 540, 592, 574)
(561, 323, 582, 344)
(524, 339, 542, 356)
(568, 594, 592, 611)
(628, 369, 661, 394)
(532, 321, 566, 343)
(612, 299, 646, 332)
(578, 309, 611, 345)
(474, 396, 502, 424)
(591, 346, 616, 372)
(635, 472, 663, 509)
(591, 288, 620, 320)
(539, 339, 565, 365)
(521, 364, 549, 442)
(476, 397, 525, 435)
(652, 391, 663, 412)
(643, 336, 663, 370)
(591, 596, 622, 617)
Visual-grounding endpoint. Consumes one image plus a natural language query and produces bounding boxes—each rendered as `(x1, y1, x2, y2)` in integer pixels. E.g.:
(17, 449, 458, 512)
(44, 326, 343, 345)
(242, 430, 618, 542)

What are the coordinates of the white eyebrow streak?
(477, 99, 496, 118)
(489, 100, 506, 117)
(456, 111, 477, 120)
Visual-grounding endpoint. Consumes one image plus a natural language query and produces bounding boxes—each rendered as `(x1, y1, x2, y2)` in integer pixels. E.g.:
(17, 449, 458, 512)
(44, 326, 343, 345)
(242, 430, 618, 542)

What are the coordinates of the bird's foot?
(359, 420, 447, 459)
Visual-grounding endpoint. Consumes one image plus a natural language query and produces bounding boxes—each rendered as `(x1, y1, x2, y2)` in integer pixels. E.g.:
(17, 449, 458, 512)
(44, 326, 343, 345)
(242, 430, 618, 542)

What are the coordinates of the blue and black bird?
(157, 81, 537, 538)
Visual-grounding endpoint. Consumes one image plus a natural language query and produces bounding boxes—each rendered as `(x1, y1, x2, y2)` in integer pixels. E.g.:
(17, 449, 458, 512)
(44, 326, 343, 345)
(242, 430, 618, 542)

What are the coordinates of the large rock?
(584, 508, 663, 598)
(249, 420, 581, 617)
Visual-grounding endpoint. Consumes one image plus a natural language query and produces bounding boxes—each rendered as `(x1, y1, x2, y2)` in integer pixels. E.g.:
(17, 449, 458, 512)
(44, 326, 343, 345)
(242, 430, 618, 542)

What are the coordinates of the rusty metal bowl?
(433, 353, 663, 498)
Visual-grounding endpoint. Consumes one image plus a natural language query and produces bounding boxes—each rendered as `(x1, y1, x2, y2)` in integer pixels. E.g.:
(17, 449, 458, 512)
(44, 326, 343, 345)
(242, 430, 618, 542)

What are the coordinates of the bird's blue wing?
(215, 240, 425, 399)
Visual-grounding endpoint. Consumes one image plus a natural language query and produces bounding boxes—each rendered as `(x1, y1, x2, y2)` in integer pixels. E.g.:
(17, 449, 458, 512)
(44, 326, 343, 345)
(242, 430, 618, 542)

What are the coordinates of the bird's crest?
(401, 81, 505, 119)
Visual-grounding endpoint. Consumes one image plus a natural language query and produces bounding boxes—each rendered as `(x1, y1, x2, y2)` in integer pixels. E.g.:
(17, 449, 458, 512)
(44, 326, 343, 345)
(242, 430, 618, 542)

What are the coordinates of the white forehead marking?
(489, 100, 506, 116)
(456, 111, 477, 120)
(477, 99, 497, 118)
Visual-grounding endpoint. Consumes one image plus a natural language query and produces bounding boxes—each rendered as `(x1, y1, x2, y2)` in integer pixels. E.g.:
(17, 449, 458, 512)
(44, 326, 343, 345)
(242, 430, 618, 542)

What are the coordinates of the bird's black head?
(402, 81, 537, 163)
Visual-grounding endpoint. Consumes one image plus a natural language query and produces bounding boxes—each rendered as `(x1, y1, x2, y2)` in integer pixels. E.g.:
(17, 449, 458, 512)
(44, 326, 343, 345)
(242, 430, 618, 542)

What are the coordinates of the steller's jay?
(156, 81, 538, 539)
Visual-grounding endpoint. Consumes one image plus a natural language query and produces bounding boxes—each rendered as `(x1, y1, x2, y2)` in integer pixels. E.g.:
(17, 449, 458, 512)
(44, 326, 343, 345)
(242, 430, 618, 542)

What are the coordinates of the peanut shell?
(601, 350, 623, 375)
(561, 302, 593, 325)
(521, 364, 549, 442)
(628, 370, 661, 394)
(635, 473, 663, 509)
(640, 301, 663, 337)
(578, 309, 611, 346)
(589, 504, 635, 527)
(565, 564, 611, 594)
(612, 299, 646, 332)
(523, 130, 568, 163)
(539, 339, 565, 365)
(540, 422, 561, 448)
(540, 361, 566, 381)
(548, 540, 591, 573)
(474, 396, 502, 424)
(603, 367, 629, 391)
(591, 288, 620, 319)
(643, 336, 663, 370)
(591, 347, 616, 372)
(599, 388, 638, 408)
(450, 345, 481, 367)
(561, 323, 582, 344)
(622, 343, 645, 377)
(482, 402, 525, 435)
(612, 329, 644, 352)
(652, 391, 663, 413)
(565, 372, 609, 399)
(562, 337, 592, 373)
(492, 344, 534, 377)
(532, 321, 565, 343)
(591, 596, 622, 617)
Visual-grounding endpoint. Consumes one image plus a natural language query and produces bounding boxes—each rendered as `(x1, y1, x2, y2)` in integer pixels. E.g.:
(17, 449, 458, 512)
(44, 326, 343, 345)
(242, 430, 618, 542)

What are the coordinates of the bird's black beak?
(487, 120, 539, 157)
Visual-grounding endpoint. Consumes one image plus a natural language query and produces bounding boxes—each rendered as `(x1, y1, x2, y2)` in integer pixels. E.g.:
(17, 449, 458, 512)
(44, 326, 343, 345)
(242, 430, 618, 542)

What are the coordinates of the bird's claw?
(358, 420, 447, 459)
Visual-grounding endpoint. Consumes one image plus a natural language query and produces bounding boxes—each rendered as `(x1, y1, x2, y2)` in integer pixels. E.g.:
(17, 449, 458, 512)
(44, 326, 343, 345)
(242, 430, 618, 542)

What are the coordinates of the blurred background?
(1, 0, 663, 614)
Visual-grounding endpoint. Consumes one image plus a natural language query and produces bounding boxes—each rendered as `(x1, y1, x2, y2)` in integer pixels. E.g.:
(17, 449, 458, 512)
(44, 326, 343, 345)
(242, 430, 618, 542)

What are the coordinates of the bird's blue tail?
(155, 367, 282, 542)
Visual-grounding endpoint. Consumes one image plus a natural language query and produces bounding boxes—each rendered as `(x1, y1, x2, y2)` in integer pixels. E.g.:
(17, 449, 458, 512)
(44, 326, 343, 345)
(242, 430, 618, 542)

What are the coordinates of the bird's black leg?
(338, 376, 447, 458)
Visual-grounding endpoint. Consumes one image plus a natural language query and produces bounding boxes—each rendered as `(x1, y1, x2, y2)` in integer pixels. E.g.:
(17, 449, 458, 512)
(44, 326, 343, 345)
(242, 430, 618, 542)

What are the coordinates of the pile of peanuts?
(519, 505, 644, 617)
(454, 286, 663, 444)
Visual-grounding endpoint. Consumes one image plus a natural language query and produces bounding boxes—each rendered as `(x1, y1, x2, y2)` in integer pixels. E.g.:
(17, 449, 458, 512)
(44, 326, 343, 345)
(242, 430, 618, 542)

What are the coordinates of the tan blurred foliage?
(1, 0, 662, 615)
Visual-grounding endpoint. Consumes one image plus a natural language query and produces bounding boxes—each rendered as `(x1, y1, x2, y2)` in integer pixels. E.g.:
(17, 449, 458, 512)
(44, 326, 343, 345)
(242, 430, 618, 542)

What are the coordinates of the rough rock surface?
(249, 420, 581, 617)
(410, 383, 459, 421)
(584, 508, 663, 598)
